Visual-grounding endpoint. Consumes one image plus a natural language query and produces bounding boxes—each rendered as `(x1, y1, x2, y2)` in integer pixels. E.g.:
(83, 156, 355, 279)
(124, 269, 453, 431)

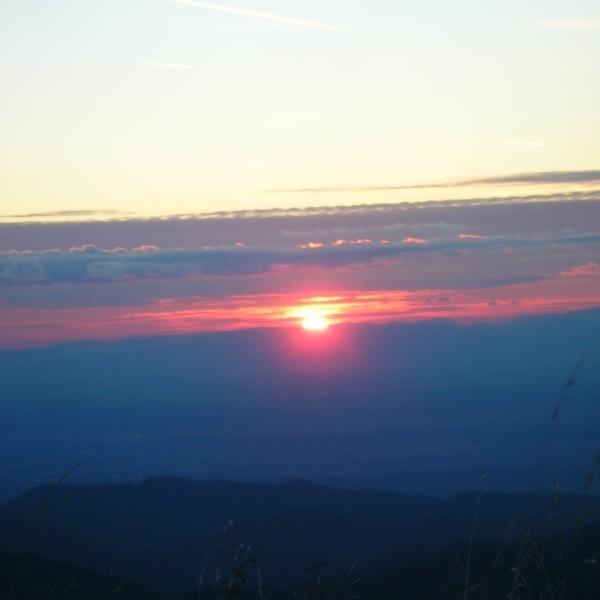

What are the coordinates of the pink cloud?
(132, 245, 160, 252)
(401, 237, 427, 244)
(560, 262, 600, 278)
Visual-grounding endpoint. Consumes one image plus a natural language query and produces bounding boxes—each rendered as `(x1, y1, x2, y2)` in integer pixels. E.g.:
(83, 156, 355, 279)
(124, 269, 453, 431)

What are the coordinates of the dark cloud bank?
(2, 194, 600, 286)
(2, 192, 600, 253)
(3, 232, 599, 285)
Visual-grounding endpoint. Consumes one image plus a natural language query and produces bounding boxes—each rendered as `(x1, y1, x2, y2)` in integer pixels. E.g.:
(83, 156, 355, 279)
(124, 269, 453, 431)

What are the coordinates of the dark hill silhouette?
(1, 477, 599, 593)
(350, 518, 600, 600)
(0, 550, 159, 600)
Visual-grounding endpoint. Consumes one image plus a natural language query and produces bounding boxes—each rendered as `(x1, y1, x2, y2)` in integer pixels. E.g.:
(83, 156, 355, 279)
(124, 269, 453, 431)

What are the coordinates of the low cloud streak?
(268, 170, 600, 194)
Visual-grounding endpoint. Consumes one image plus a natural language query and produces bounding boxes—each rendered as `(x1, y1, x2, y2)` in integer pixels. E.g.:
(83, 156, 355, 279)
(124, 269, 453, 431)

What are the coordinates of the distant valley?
(1, 307, 599, 499)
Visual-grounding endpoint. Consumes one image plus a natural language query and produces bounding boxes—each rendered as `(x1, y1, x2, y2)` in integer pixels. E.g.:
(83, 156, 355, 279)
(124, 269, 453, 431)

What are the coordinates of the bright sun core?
(301, 315, 330, 331)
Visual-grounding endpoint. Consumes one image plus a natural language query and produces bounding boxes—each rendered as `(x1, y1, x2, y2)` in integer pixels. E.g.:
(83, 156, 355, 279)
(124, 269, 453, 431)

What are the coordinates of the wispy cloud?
(538, 17, 600, 31)
(470, 171, 600, 186)
(499, 140, 548, 147)
(268, 170, 600, 194)
(169, 0, 339, 31)
(139, 61, 194, 70)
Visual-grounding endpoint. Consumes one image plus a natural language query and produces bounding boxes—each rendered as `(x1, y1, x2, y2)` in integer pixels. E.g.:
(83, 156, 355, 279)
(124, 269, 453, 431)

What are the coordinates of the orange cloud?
(299, 242, 324, 249)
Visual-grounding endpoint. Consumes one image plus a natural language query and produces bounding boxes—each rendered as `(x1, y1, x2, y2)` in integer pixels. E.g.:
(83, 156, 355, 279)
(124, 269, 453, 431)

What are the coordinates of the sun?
(301, 315, 330, 331)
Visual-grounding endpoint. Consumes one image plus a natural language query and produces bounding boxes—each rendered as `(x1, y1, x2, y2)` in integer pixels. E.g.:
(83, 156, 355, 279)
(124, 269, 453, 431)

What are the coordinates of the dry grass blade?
(531, 354, 591, 496)
(38, 462, 81, 514)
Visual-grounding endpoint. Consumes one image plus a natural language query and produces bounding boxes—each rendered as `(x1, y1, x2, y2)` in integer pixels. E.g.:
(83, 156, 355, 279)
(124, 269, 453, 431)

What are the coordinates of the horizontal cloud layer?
(2, 230, 600, 285)
(1, 194, 599, 348)
(3, 193, 600, 252)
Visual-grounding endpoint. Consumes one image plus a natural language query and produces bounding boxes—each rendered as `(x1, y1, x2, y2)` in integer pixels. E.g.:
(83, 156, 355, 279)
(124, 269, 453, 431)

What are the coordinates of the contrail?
(500, 140, 548, 147)
(538, 17, 600, 31)
(169, 0, 339, 30)
(140, 62, 193, 70)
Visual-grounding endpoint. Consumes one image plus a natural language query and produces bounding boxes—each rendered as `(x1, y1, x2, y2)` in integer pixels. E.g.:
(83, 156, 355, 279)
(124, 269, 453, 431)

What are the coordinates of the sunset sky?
(1, 0, 600, 348)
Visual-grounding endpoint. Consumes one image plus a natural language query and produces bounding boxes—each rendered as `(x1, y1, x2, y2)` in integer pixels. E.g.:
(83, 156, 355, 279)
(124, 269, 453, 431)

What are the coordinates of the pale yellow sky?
(1, 0, 599, 221)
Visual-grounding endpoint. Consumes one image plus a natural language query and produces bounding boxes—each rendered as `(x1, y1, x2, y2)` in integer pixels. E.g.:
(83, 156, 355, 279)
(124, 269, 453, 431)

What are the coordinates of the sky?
(1, 0, 600, 349)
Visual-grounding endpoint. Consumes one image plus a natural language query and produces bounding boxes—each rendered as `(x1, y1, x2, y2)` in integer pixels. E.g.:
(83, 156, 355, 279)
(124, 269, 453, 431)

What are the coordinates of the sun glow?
(301, 314, 330, 331)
